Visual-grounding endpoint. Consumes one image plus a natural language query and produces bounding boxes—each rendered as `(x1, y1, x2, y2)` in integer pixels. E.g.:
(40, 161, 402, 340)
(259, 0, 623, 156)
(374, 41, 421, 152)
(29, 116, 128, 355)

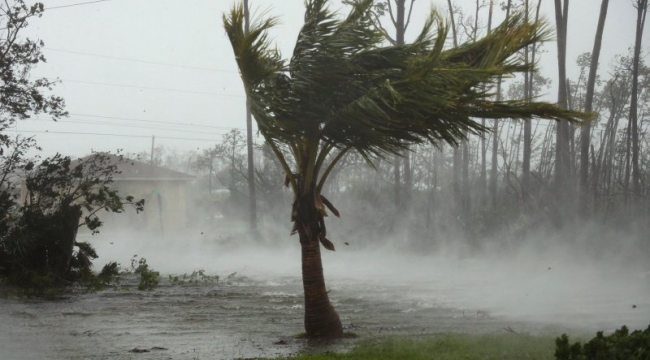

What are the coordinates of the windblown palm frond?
(224, 0, 588, 189)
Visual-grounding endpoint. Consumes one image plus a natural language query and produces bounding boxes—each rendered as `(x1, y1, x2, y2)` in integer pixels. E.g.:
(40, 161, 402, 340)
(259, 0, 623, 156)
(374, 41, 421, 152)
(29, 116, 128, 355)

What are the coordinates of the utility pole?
(244, 0, 257, 231)
(150, 135, 155, 165)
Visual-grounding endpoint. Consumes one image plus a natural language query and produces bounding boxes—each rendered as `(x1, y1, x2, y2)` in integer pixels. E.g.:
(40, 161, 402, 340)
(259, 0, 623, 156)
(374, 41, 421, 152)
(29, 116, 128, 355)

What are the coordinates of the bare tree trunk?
(427, 146, 441, 229)
(580, 0, 609, 216)
(554, 0, 571, 208)
(447, 0, 463, 218)
(462, 139, 470, 219)
(490, 123, 499, 207)
(522, 0, 531, 202)
(490, 0, 511, 208)
(514, 124, 523, 178)
(404, 151, 411, 204)
(462, 0, 481, 224)
(244, 0, 257, 231)
(540, 122, 556, 181)
(389, 0, 416, 209)
(394, 156, 401, 206)
(625, 112, 632, 205)
(447, 0, 458, 48)
(397, 1, 413, 206)
(480, 0, 494, 208)
(208, 153, 214, 194)
(630, 0, 647, 203)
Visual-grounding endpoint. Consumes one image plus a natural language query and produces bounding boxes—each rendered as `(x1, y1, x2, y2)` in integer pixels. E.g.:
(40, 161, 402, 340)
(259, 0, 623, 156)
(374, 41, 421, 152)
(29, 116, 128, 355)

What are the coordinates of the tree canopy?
(224, 0, 587, 197)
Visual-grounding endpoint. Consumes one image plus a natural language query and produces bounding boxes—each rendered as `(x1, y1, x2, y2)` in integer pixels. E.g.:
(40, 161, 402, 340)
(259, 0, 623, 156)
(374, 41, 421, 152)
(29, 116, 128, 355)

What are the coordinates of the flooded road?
(1, 235, 649, 359)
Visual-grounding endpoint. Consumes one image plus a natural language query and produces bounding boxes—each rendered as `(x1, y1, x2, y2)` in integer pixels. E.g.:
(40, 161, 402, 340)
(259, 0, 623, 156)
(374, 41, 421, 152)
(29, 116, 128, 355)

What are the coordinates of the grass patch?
(283, 333, 556, 360)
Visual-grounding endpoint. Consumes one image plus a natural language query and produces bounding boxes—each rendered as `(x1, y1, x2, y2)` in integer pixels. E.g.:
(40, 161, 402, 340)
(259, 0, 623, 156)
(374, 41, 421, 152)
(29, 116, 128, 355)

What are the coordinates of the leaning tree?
(224, 0, 588, 338)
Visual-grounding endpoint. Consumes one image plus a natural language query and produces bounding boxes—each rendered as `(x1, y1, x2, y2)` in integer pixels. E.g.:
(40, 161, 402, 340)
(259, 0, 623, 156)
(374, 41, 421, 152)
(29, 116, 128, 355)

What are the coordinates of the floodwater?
(1, 233, 649, 360)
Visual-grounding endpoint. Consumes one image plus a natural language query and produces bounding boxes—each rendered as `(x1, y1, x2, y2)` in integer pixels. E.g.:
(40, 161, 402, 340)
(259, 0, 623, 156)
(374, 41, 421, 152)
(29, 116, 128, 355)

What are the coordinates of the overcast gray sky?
(13, 0, 649, 159)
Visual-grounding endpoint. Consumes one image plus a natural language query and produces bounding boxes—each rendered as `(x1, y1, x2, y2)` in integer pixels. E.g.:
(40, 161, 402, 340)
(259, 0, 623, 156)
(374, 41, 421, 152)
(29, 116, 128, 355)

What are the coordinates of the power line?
(27, 118, 232, 135)
(45, 0, 116, 11)
(44, 47, 238, 74)
(53, 113, 248, 131)
(17, 130, 220, 142)
(60, 78, 245, 97)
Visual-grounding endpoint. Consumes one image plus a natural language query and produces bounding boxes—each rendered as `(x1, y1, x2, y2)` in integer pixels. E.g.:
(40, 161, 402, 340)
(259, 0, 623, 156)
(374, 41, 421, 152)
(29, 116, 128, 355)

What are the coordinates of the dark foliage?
(130, 256, 160, 291)
(0, 152, 145, 290)
(0, 1, 66, 132)
(556, 325, 650, 360)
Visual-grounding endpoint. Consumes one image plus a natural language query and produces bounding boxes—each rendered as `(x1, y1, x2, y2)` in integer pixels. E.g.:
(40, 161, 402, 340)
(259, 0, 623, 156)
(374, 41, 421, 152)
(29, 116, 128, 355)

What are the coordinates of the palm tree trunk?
(299, 231, 342, 337)
(296, 192, 343, 338)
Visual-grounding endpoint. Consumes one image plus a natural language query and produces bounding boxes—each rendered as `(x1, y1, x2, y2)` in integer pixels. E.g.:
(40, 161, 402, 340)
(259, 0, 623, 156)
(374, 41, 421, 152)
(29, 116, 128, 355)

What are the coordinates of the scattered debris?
(274, 339, 287, 345)
(503, 326, 519, 334)
(461, 310, 491, 319)
(70, 330, 101, 337)
(129, 346, 168, 353)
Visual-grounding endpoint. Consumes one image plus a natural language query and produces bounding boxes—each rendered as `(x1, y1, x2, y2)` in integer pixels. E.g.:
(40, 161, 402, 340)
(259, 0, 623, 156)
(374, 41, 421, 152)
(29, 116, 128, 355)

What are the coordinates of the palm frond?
(223, 5, 283, 89)
(223, 0, 590, 180)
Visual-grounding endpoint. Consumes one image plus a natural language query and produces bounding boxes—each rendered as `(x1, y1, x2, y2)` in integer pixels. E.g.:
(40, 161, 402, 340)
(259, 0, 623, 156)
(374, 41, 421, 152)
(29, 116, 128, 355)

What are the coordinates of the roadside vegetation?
(555, 325, 650, 360)
(0, 1, 149, 294)
(269, 325, 650, 360)
(278, 334, 557, 360)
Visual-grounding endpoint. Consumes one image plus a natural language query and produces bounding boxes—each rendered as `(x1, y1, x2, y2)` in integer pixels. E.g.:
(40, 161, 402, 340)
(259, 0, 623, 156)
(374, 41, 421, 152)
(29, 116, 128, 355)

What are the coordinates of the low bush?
(0, 152, 144, 291)
(129, 256, 160, 291)
(555, 325, 650, 360)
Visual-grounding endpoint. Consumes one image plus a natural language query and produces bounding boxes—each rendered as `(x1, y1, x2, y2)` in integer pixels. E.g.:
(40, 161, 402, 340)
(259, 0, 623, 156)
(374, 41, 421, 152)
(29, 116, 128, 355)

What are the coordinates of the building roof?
(76, 153, 195, 181)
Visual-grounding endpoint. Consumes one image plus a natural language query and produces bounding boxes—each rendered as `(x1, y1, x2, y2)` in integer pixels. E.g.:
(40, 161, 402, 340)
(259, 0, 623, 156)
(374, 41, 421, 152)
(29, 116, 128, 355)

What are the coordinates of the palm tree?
(223, 0, 587, 338)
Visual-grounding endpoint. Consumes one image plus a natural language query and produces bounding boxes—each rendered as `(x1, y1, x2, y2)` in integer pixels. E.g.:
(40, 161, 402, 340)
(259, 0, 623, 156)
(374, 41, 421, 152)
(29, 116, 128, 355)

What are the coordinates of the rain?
(1, 0, 649, 359)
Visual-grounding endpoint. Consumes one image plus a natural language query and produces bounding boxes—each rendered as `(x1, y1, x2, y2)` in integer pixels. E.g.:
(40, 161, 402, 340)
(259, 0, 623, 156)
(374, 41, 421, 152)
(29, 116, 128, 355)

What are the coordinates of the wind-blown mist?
(89, 219, 650, 333)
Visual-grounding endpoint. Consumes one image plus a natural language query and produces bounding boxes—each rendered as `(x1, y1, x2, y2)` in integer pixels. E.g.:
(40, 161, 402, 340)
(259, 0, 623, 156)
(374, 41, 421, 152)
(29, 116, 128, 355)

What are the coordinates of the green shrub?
(1, 152, 144, 291)
(131, 257, 160, 291)
(555, 325, 650, 360)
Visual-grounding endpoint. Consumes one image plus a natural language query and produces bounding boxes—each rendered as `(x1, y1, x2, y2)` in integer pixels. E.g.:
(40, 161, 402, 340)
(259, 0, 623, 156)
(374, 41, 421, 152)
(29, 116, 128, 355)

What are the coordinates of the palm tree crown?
(224, 0, 586, 197)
